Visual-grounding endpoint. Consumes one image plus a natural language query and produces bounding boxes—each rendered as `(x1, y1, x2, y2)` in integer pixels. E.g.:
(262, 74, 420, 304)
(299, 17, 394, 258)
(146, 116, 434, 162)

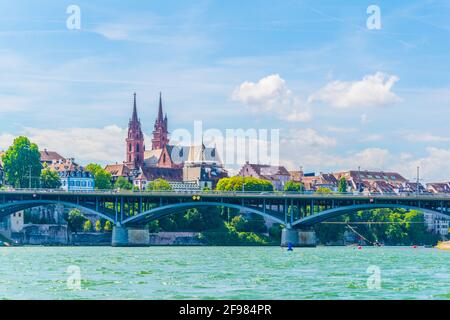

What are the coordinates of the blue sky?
(0, 0, 449, 181)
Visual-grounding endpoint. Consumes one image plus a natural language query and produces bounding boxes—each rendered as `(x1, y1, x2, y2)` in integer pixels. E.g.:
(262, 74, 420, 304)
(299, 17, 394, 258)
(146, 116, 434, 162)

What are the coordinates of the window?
(136, 144, 140, 152)
(129, 143, 132, 152)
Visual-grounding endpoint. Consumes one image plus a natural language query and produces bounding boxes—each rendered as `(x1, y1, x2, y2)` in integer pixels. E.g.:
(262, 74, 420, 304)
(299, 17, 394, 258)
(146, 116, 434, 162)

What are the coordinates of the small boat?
(436, 241, 450, 250)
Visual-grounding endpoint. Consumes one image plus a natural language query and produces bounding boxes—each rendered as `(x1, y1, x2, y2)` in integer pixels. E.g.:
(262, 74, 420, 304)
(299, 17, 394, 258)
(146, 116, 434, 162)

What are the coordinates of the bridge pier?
(112, 226, 129, 247)
(281, 228, 316, 247)
(112, 226, 150, 247)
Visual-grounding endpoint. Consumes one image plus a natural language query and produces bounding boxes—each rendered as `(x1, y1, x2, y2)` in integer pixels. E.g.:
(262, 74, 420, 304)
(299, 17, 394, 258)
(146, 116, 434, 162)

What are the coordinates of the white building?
(424, 212, 449, 237)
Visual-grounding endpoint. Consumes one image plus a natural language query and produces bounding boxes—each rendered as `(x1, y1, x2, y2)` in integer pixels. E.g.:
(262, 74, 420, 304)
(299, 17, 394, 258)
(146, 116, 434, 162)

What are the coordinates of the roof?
(105, 164, 130, 177)
(335, 170, 407, 184)
(426, 183, 450, 193)
(239, 163, 291, 180)
(137, 167, 183, 182)
(48, 159, 81, 173)
(144, 149, 163, 166)
(40, 150, 65, 163)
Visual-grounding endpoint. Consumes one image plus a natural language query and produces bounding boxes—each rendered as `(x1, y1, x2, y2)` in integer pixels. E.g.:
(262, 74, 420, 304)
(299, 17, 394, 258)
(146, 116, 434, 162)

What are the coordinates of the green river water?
(0, 246, 448, 300)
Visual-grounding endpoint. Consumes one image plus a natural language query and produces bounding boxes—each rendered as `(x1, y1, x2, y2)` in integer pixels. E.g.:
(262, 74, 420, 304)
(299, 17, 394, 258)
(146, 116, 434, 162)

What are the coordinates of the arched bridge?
(1, 190, 449, 246)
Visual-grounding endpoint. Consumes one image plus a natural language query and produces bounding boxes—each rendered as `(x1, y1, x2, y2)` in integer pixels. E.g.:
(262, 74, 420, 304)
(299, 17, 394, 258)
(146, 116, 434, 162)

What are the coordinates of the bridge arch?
(0, 200, 116, 223)
(293, 203, 449, 228)
(122, 201, 286, 226)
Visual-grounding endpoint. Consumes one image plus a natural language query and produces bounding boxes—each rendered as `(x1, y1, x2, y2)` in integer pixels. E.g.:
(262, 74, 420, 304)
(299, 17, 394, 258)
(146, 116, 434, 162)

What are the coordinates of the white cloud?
(392, 147, 450, 182)
(403, 133, 450, 143)
(232, 74, 311, 122)
(308, 72, 401, 108)
(0, 133, 15, 151)
(283, 129, 336, 148)
(325, 126, 358, 134)
(22, 126, 131, 165)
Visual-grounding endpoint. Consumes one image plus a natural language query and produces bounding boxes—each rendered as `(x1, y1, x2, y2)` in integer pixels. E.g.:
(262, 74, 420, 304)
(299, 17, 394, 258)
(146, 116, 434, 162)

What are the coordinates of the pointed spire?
(158, 92, 164, 122)
(132, 92, 138, 123)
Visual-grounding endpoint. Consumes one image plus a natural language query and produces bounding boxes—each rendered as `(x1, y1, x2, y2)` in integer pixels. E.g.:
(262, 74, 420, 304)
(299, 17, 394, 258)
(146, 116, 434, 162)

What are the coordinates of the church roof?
(105, 164, 131, 177)
(144, 149, 163, 166)
(137, 167, 183, 182)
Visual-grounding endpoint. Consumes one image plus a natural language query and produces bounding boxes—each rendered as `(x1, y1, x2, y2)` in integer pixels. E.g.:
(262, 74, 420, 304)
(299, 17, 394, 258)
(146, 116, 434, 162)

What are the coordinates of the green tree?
(284, 181, 304, 192)
(85, 163, 112, 190)
(114, 176, 133, 190)
(146, 178, 173, 191)
(229, 214, 266, 233)
(315, 187, 332, 194)
(95, 220, 102, 232)
(1, 136, 41, 188)
(216, 176, 273, 192)
(83, 220, 92, 232)
(338, 177, 347, 193)
(104, 220, 112, 232)
(40, 168, 62, 189)
(67, 209, 85, 233)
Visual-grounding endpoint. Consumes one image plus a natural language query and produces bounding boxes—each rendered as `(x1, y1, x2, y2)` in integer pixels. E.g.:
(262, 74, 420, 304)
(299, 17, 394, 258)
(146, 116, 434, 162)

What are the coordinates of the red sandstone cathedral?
(105, 93, 227, 190)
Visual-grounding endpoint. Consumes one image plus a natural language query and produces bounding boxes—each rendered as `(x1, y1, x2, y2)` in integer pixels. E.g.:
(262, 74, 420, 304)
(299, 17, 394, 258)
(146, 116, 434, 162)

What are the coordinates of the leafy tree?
(2, 136, 41, 188)
(230, 214, 266, 233)
(284, 181, 304, 192)
(95, 220, 102, 232)
(85, 163, 112, 190)
(315, 187, 332, 194)
(146, 178, 172, 191)
(216, 176, 273, 192)
(104, 220, 112, 232)
(338, 177, 347, 193)
(40, 168, 62, 189)
(114, 176, 133, 190)
(83, 220, 92, 232)
(68, 209, 85, 233)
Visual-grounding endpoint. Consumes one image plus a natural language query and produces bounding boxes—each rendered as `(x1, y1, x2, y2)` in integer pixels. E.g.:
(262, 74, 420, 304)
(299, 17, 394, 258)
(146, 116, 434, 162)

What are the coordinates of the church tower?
(125, 93, 145, 170)
(151, 92, 169, 150)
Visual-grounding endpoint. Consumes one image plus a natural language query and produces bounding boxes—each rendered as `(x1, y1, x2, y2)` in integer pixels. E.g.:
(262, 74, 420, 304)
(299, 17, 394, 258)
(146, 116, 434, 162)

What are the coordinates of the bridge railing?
(1, 187, 450, 198)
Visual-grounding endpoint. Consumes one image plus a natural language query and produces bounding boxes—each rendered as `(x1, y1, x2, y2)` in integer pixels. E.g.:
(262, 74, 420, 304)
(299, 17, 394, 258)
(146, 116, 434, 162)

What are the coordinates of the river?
(0, 246, 448, 300)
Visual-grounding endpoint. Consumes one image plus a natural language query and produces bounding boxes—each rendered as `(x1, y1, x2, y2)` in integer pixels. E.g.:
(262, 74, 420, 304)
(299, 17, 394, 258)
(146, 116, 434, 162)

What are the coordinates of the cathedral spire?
(132, 92, 138, 123)
(158, 92, 164, 122)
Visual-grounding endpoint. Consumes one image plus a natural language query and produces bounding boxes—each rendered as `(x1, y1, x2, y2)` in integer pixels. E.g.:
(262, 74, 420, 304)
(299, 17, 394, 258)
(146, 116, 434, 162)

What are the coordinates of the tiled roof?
(40, 150, 65, 163)
(137, 167, 183, 182)
(243, 163, 290, 178)
(48, 159, 81, 173)
(105, 164, 130, 177)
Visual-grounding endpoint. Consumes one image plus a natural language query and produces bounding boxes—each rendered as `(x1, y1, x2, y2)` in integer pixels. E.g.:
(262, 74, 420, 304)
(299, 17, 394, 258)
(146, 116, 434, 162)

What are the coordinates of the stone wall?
(18, 224, 68, 245)
(149, 232, 203, 245)
(70, 232, 112, 246)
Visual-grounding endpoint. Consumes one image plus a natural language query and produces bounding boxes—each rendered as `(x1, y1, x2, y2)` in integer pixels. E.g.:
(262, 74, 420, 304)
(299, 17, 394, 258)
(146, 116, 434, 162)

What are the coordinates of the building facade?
(49, 159, 95, 192)
(237, 162, 291, 191)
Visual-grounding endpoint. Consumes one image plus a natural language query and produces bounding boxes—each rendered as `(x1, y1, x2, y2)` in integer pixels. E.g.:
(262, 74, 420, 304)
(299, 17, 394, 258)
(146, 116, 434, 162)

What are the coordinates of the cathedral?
(105, 93, 228, 190)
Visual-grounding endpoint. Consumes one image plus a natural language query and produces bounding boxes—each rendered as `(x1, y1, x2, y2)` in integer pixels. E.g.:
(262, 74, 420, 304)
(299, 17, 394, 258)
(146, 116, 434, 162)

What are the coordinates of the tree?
(40, 168, 62, 189)
(315, 187, 332, 194)
(104, 220, 112, 232)
(216, 176, 273, 192)
(1, 136, 41, 188)
(68, 209, 85, 233)
(85, 163, 112, 190)
(95, 220, 102, 232)
(83, 220, 92, 232)
(284, 181, 304, 192)
(114, 176, 133, 190)
(146, 178, 172, 191)
(338, 177, 347, 193)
